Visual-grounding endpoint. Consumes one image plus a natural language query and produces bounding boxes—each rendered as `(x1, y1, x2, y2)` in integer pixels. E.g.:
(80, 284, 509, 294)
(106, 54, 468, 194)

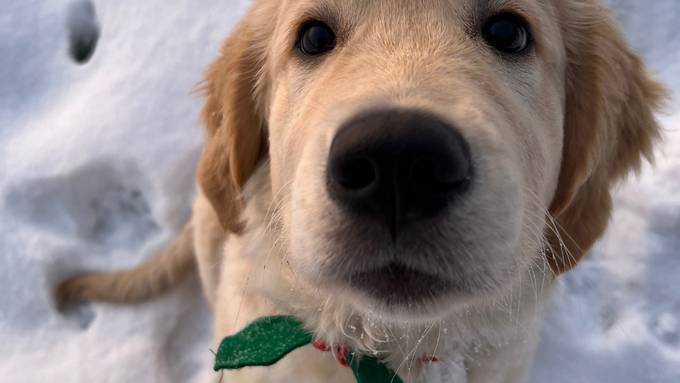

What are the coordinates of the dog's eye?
(482, 13, 531, 54)
(298, 21, 336, 56)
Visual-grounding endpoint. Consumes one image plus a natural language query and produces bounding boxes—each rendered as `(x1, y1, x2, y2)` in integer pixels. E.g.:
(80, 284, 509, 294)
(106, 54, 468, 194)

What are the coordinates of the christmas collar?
(213, 315, 405, 383)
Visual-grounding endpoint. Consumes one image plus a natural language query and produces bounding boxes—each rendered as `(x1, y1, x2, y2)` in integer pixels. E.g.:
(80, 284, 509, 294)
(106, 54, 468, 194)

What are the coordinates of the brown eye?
(483, 13, 531, 54)
(298, 21, 336, 56)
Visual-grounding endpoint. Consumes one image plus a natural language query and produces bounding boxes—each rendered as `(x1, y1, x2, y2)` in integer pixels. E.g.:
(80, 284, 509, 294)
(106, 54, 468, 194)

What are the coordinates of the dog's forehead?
(270, 0, 563, 76)
(278, 0, 555, 24)
(274, 0, 562, 56)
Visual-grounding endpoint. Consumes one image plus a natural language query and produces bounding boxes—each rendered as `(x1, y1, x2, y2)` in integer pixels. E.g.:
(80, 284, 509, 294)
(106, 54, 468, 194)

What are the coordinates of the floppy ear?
(546, 2, 666, 274)
(198, 4, 273, 233)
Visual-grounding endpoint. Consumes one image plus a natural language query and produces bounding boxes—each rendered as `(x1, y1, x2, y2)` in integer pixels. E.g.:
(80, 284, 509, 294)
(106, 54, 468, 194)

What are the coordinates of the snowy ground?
(1, 1, 678, 382)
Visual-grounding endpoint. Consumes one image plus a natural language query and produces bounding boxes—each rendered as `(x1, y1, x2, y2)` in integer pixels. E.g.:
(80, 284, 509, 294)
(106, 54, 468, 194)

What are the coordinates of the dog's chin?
(330, 263, 483, 321)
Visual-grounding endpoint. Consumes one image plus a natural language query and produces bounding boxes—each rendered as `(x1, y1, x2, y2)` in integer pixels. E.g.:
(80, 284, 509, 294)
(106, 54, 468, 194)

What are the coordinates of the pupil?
(490, 21, 519, 48)
(305, 26, 333, 53)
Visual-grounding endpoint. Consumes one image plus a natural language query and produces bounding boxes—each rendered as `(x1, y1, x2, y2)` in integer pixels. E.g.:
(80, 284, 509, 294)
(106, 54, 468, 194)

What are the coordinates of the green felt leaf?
(348, 352, 405, 383)
(214, 315, 405, 383)
(214, 315, 313, 370)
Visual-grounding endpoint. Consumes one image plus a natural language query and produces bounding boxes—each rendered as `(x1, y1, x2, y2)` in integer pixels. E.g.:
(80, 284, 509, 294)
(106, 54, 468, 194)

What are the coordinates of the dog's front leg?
(211, 348, 355, 383)
(207, 236, 355, 383)
(209, 294, 356, 383)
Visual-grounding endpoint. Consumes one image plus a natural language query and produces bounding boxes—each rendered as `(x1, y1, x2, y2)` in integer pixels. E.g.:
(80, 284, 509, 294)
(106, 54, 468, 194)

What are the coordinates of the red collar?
(312, 339, 439, 368)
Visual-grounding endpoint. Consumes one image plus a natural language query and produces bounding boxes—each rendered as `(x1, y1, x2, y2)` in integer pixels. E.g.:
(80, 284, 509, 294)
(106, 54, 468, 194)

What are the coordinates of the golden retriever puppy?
(57, 0, 665, 382)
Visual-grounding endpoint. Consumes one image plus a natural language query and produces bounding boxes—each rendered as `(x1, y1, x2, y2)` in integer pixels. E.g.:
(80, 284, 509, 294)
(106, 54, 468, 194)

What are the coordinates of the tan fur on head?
(195, 0, 665, 280)
(546, 1, 666, 274)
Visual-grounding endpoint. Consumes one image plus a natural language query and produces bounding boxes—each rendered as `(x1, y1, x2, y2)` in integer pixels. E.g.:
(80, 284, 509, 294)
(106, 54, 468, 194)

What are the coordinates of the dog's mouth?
(344, 262, 455, 306)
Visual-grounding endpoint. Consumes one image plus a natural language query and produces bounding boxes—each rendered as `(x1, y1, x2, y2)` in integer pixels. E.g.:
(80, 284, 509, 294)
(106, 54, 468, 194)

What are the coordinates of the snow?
(0, 0, 678, 382)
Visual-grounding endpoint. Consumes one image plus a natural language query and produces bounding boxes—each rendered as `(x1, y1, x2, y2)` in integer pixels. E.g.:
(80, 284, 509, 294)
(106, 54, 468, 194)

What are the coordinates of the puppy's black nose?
(327, 109, 472, 237)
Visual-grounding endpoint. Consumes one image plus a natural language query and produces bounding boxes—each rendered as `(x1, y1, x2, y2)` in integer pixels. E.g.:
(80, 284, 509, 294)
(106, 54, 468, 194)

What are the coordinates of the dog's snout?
(327, 109, 472, 236)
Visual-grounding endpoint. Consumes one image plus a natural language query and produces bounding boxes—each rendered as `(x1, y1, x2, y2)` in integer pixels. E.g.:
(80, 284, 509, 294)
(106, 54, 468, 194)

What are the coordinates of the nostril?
(334, 157, 378, 191)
